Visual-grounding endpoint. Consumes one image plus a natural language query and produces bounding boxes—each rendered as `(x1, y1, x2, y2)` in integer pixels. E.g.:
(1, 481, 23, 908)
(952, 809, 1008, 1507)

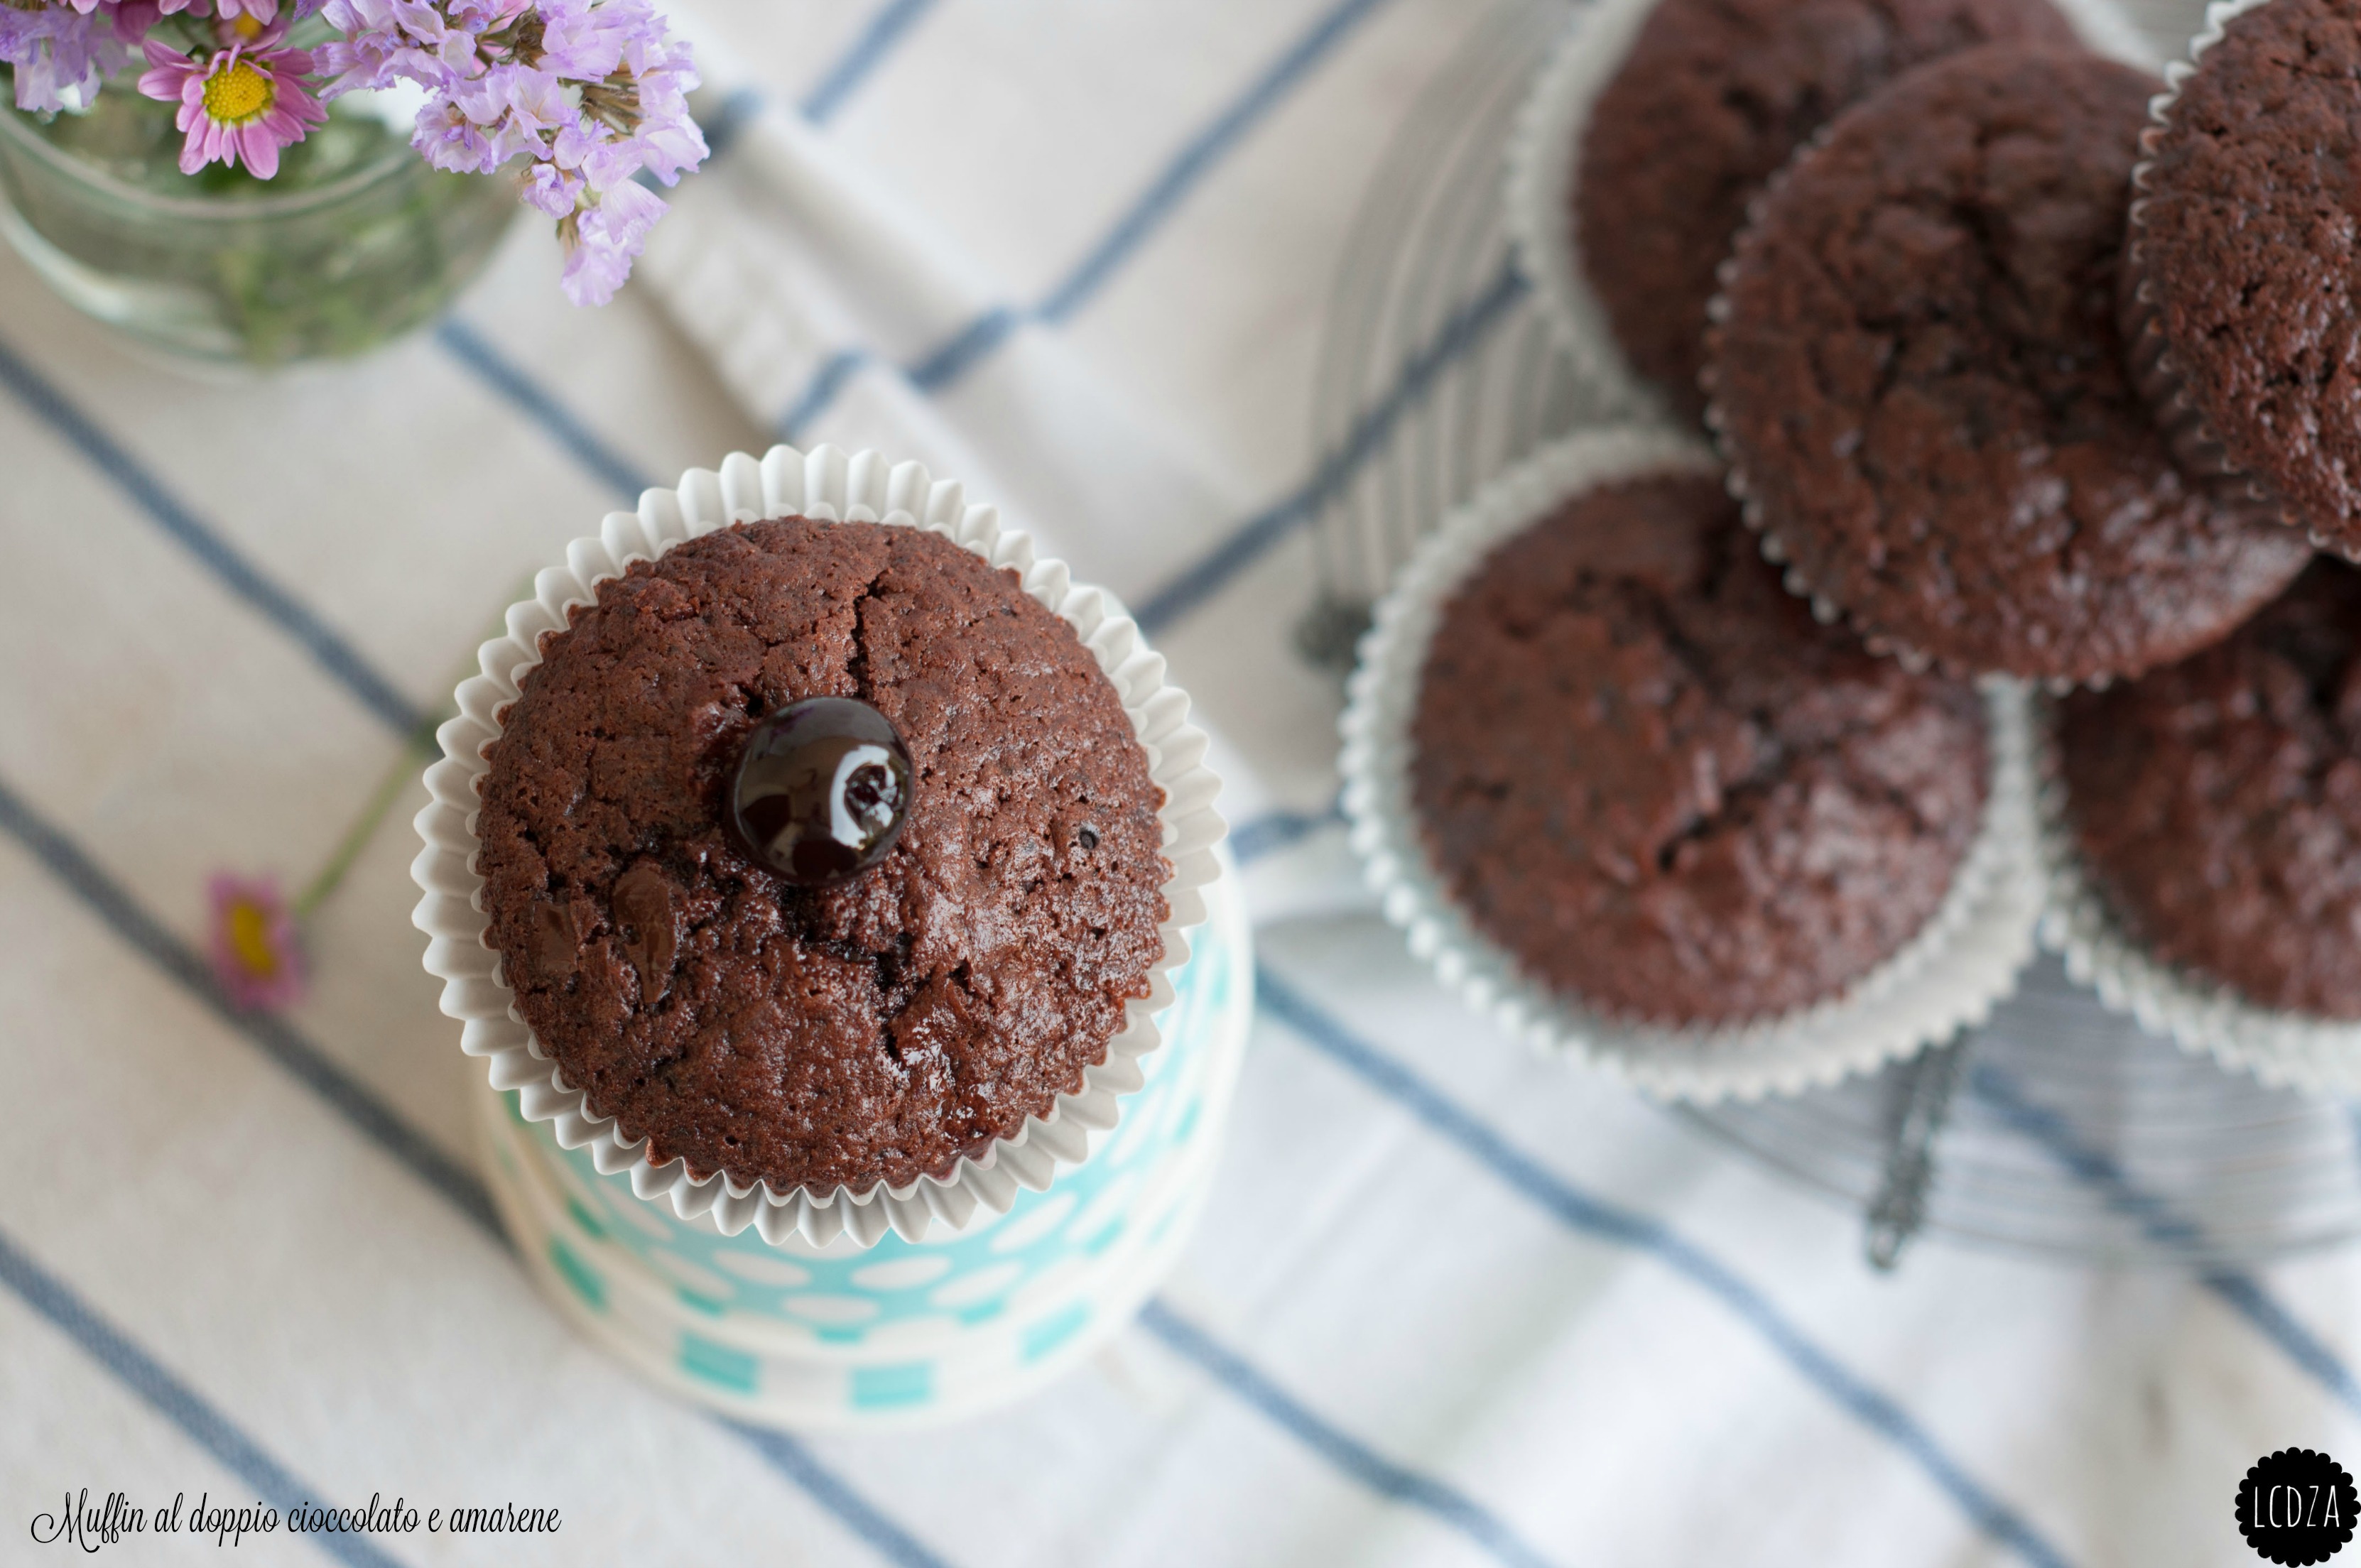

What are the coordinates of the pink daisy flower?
(137, 26, 327, 180)
(205, 874, 308, 1013)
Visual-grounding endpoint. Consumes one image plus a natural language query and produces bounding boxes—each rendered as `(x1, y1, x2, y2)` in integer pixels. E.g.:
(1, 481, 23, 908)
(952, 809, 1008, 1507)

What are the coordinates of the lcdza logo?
(2239, 1449, 2358, 1565)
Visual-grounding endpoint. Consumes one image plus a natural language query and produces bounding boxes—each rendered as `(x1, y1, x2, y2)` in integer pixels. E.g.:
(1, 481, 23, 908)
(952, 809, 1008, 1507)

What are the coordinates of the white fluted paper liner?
(1504, 0, 2155, 425)
(2120, 0, 2351, 555)
(1500, 0, 1667, 420)
(411, 444, 1226, 1250)
(2050, 0, 2164, 65)
(2034, 702, 2361, 1096)
(1339, 426, 2044, 1101)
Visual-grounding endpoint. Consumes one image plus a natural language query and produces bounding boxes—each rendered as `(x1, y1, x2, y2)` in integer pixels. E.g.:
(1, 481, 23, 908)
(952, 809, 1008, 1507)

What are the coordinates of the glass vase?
(0, 81, 519, 369)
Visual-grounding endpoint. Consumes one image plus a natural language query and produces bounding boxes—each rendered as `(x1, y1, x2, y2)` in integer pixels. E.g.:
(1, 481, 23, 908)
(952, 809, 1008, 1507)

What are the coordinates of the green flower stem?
(292, 579, 533, 922)
(291, 716, 444, 920)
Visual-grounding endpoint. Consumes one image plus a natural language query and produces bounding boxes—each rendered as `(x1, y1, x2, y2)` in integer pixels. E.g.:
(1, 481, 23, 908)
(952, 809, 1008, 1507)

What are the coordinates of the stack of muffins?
(415, 450, 1243, 1425)
(1347, 0, 2361, 1096)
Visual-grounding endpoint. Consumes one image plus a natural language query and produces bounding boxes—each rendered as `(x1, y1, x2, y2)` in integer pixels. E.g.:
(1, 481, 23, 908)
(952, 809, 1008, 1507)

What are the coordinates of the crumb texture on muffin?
(1409, 474, 1988, 1026)
(2132, 0, 2361, 552)
(2061, 559, 2361, 1018)
(1708, 44, 2309, 682)
(477, 519, 1169, 1195)
(1577, 0, 2078, 420)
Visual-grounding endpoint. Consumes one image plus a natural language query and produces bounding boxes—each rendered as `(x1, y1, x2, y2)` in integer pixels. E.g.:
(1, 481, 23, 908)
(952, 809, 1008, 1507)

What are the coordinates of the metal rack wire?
(1301, 0, 2361, 1268)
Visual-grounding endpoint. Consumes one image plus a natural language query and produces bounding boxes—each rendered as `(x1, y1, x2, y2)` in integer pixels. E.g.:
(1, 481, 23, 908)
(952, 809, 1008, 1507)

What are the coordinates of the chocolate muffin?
(2124, 0, 2361, 557)
(474, 519, 1170, 1195)
(1575, 0, 2079, 422)
(2059, 557, 2361, 1018)
(1409, 472, 1989, 1026)
(1707, 45, 2309, 684)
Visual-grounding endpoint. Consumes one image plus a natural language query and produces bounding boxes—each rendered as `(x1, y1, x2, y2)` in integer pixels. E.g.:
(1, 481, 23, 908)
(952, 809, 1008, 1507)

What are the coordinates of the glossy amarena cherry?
(729, 697, 913, 886)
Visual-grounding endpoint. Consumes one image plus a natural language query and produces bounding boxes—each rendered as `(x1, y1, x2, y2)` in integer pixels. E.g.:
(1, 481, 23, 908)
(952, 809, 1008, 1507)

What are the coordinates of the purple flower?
(411, 93, 496, 172)
(529, 0, 621, 79)
(484, 60, 568, 132)
(104, 0, 202, 35)
(109, 1, 163, 40)
(560, 176, 659, 305)
(139, 26, 328, 178)
(629, 96, 702, 185)
(317, 0, 705, 303)
(1, 2, 129, 112)
(445, 0, 527, 29)
(206, 874, 308, 1012)
(520, 155, 579, 216)
(547, 114, 632, 189)
(314, 0, 474, 93)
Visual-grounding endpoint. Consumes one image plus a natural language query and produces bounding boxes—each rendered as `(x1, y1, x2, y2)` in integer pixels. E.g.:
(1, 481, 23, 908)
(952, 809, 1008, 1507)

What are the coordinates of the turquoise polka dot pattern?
(476, 856, 1253, 1430)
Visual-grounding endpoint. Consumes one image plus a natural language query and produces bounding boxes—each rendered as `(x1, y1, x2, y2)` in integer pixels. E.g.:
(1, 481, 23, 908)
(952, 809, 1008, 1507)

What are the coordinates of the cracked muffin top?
(1705, 45, 2308, 683)
(1576, 0, 2078, 423)
(2060, 557, 2361, 1018)
(1409, 470, 1988, 1026)
(475, 518, 1168, 1196)
(2127, 0, 2361, 556)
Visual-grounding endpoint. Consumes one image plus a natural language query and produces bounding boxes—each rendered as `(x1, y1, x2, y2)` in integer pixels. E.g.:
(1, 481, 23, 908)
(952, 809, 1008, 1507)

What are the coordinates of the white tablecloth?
(4, 1, 2355, 1564)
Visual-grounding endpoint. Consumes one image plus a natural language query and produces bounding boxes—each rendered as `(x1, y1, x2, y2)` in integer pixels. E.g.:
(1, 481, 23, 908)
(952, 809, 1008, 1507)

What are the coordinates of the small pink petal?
(243, 125, 279, 177)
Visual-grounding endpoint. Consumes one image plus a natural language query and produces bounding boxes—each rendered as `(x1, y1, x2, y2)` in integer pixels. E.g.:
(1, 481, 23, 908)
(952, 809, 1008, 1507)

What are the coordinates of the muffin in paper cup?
(2120, 0, 2361, 558)
(411, 445, 1227, 1251)
(1339, 426, 2044, 1101)
(2034, 597, 2361, 1098)
(1503, 0, 2154, 427)
(2036, 734, 2361, 1098)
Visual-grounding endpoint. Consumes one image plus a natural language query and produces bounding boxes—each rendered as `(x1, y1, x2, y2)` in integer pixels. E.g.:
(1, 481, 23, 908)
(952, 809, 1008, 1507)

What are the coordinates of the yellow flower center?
(231, 12, 264, 38)
(224, 898, 283, 981)
(202, 59, 274, 126)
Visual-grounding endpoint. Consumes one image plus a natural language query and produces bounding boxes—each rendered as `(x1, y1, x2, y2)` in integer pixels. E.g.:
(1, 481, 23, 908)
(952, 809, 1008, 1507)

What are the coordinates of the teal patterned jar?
(476, 854, 1253, 1429)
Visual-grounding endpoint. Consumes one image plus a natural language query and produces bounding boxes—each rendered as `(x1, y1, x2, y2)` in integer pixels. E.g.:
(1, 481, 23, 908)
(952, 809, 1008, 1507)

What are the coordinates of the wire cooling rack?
(1303, 0, 2361, 1269)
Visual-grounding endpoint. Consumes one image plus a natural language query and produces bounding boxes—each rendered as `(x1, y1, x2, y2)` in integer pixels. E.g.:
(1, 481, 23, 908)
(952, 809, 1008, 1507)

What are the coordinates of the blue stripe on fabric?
(1228, 802, 1342, 867)
(800, 0, 944, 125)
(907, 307, 1023, 393)
(1968, 1065, 2361, 1420)
(1138, 1299, 1558, 1568)
(433, 320, 658, 501)
(0, 778, 957, 1568)
(1033, 0, 1393, 327)
(1256, 967, 2075, 1568)
(0, 1226, 411, 1568)
(721, 1426, 955, 1568)
(0, 335, 430, 739)
(1133, 261, 1528, 636)
(781, 349, 878, 442)
(778, 0, 1403, 432)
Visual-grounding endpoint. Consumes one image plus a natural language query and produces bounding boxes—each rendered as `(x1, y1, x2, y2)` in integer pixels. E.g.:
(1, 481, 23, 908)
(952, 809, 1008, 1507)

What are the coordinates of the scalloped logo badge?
(2237, 1449, 2356, 1565)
